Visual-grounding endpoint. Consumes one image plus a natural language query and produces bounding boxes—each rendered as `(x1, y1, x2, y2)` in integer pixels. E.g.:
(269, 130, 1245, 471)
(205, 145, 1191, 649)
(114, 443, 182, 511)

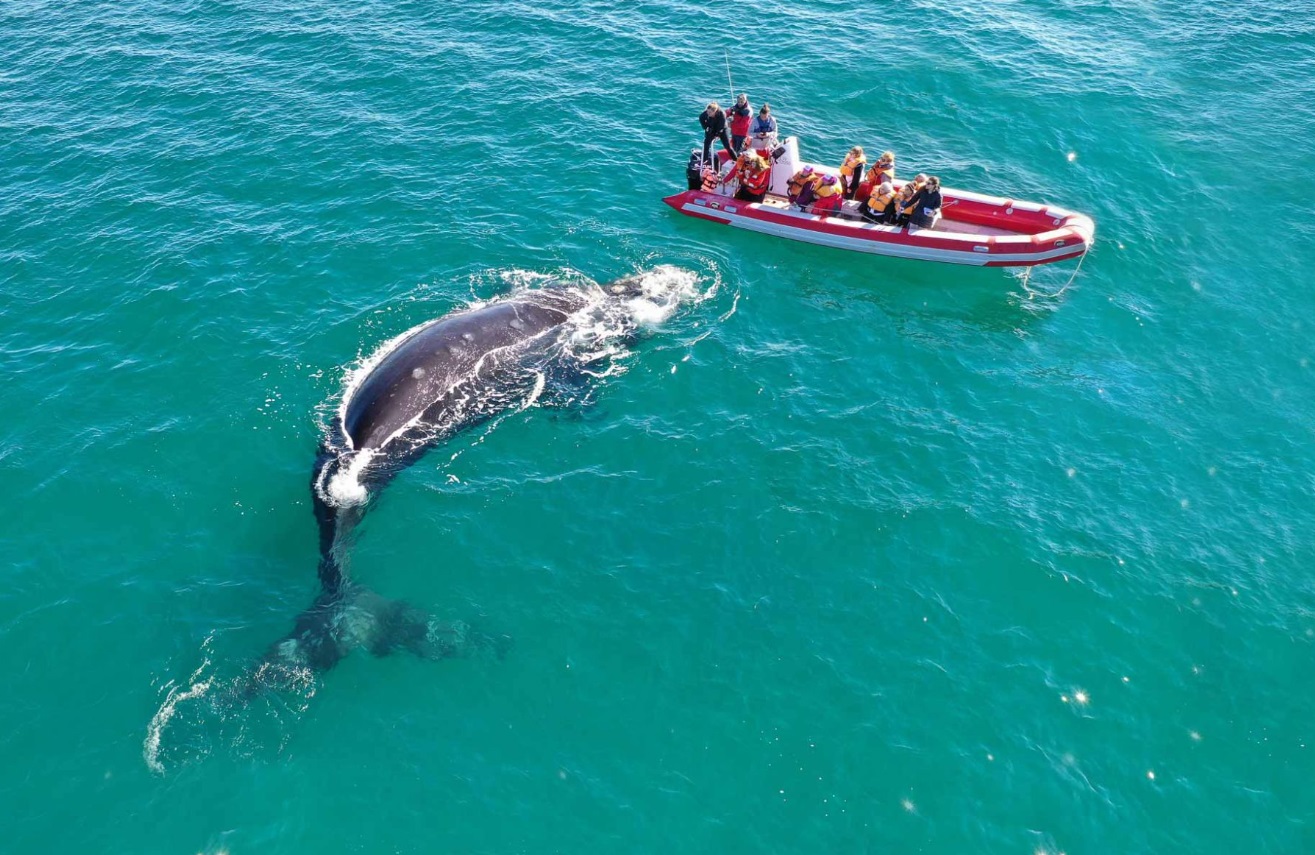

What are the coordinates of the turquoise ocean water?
(3, 0, 1315, 851)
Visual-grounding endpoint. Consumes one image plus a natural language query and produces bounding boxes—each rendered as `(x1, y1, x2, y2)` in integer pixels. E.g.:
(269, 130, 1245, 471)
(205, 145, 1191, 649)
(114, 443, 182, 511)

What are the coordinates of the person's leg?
(719, 130, 734, 158)
(732, 134, 746, 155)
(846, 164, 864, 200)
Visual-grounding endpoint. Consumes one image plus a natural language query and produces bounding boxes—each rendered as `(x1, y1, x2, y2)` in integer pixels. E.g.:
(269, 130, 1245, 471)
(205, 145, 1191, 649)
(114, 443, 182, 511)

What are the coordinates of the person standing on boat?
(856, 150, 895, 202)
(699, 102, 733, 165)
(869, 151, 895, 186)
(749, 104, 777, 152)
(839, 146, 867, 201)
(905, 175, 943, 228)
(729, 94, 753, 155)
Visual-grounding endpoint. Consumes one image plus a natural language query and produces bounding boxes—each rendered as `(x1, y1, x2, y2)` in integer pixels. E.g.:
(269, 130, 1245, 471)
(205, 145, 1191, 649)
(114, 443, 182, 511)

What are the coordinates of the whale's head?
(603, 275, 647, 299)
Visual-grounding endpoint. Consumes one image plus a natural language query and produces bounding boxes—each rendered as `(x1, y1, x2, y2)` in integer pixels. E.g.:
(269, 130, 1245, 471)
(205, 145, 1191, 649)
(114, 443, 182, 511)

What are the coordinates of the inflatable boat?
(663, 137, 1095, 268)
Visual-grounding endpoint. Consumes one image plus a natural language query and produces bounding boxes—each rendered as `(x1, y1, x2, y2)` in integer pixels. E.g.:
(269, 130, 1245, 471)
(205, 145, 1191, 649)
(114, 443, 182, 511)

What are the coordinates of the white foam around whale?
(321, 265, 708, 507)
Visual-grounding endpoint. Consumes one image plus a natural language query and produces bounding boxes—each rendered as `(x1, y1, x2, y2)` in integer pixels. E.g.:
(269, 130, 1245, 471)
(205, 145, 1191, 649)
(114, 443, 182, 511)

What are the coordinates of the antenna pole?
(724, 49, 734, 105)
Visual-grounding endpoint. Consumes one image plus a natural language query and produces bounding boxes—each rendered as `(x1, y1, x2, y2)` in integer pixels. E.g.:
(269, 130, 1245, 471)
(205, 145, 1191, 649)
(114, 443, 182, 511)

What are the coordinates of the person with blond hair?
(856, 150, 895, 201)
(838, 146, 867, 200)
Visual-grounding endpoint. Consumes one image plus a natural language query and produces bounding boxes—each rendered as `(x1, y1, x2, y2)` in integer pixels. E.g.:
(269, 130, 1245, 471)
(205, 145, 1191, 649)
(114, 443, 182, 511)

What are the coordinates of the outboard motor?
(685, 150, 705, 191)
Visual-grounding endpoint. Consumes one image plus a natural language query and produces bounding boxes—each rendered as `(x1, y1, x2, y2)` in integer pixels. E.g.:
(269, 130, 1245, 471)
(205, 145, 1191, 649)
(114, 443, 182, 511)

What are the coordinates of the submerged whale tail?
(249, 441, 510, 695)
(245, 585, 509, 696)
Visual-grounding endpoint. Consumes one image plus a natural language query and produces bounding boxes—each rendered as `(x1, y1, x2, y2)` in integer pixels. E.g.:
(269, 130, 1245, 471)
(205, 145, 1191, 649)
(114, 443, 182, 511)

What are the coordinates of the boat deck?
(756, 193, 1024, 237)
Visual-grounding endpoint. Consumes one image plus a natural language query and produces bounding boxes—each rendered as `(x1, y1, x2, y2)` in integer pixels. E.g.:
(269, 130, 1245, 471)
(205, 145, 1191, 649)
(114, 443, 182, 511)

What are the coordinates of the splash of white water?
(320, 265, 708, 507)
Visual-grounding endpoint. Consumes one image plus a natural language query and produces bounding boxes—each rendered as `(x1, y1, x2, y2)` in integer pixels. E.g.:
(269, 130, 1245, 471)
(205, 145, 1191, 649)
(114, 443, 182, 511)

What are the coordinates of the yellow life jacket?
(787, 170, 816, 196)
(814, 180, 841, 199)
(870, 159, 895, 184)
(898, 181, 924, 209)
(839, 153, 867, 179)
(868, 190, 896, 212)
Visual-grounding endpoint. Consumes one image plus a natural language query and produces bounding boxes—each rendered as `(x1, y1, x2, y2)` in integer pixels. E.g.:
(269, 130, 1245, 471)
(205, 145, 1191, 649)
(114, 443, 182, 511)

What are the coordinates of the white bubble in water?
(412, 367, 425, 379)
(1066, 151, 1078, 162)
(325, 451, 374, 507)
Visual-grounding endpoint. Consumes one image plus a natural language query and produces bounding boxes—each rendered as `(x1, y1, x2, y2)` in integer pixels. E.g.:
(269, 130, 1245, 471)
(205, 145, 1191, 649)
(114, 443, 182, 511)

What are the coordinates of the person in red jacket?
(731, 151, 771, 202)
(728, 93, 753, 155)
(810, 174, 844, 216)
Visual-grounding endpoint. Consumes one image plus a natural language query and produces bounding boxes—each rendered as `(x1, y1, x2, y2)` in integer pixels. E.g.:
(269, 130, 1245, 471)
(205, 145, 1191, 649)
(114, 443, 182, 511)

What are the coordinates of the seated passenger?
(859, 182, 898, 224)
(906, 175, 943, 228)
(734, 151, 772, 203)
(700, 163, 719, 192)
(786, 166, 818, 206)
(811, 174, 844, 216)
(722, 148, 758, 190)
(686, 150, 706, 191)
(838, 146, 867, 201)
(894, 173, 928, 226)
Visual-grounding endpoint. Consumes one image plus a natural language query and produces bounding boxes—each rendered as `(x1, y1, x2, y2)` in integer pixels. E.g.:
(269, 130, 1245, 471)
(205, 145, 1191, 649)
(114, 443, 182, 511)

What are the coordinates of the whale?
(251, 273, 667, 688)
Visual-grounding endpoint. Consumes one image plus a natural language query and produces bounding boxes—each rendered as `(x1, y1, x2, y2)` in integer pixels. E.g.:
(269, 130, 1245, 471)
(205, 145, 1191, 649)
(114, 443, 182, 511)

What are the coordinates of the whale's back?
(341, 298, 575, 452)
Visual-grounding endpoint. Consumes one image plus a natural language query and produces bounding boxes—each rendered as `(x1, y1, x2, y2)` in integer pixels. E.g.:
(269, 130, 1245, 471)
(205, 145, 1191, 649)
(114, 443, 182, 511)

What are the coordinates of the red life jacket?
(729, 102, 752, 136)
(742, 161, 771, 195)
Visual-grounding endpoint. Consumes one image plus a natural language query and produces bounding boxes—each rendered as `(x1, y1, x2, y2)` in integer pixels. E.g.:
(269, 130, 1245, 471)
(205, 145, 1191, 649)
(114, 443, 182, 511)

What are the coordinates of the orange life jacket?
(787, 170, 817, 198)
(867, 190, 896, 213)
(869, 158, 895, 185)
(839, 152, 866, 179)
(741, 157, 771, 194)
(897, 180, 924, 212)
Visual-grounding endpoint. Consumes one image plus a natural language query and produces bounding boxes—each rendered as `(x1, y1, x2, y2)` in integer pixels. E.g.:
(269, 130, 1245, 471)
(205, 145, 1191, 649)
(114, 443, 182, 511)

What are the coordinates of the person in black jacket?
(699, 102, 733, 165)
(906, 175, 943, 228)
